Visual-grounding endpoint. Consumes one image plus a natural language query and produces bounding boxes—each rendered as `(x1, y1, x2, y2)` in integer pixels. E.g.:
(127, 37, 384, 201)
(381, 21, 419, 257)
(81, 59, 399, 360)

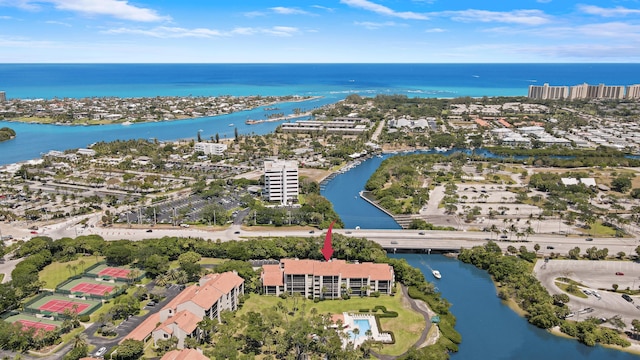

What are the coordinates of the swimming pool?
(351, 319, 372, 339)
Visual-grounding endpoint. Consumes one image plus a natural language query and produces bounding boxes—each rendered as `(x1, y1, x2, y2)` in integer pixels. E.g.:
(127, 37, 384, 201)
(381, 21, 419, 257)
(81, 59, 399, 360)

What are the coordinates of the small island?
(0, 127, 15, 142)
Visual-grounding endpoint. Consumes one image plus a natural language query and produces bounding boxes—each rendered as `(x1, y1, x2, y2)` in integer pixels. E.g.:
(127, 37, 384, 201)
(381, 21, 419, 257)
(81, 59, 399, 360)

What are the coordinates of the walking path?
(371, 285, 437, 359)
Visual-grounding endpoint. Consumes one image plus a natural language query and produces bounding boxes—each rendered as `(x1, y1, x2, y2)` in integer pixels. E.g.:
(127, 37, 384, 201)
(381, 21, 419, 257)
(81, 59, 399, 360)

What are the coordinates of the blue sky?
(0, 0, 639, 62)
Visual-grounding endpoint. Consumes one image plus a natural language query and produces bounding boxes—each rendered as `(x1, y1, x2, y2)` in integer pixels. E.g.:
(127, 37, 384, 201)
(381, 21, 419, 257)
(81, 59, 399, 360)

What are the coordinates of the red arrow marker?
(321, 220, 335, 261)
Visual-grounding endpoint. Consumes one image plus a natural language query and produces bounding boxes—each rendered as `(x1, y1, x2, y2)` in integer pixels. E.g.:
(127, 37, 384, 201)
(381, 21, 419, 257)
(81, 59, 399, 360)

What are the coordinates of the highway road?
(33, 214, 640, 257)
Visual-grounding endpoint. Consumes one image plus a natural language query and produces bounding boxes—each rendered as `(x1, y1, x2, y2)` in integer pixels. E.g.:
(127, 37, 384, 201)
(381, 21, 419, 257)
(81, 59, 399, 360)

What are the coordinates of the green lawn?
(39, 256, 104, 289)
(238, 293, 425, 356)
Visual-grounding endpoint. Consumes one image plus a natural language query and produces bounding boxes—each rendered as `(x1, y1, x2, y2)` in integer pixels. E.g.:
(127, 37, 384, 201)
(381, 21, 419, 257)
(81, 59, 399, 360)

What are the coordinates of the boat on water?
(432, 270, 442, 279)
(228, 123, 234, 127)
(121, 121, 133, 126)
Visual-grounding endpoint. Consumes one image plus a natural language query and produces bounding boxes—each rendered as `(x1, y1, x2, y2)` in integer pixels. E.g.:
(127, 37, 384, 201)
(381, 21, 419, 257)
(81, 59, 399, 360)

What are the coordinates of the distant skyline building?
(529, 83, 631, 100)
(0, 91, 5, 102)
(626, 85, 640, 99)
(569, 83, 625, 100)
(528, 83, 568, 100)
(264, 159, 299, 205)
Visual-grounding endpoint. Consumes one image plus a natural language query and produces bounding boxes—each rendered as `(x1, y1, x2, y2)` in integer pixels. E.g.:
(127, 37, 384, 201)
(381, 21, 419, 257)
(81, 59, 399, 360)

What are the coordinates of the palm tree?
(72, 332, 88, 349)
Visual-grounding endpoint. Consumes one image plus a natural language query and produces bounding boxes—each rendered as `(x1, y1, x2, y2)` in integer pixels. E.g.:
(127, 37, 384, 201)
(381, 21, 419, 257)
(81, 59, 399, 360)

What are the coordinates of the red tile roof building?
(161, 348, 209, 360)
(261, 259, 394, 299)
(122, 271, 244, 349)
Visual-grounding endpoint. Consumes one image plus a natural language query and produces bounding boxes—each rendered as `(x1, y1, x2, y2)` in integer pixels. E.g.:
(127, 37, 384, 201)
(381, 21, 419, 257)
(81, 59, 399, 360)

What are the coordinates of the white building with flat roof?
(264, 160, 299, 204)
(528, 83, 568, 100)
(194, 142, 227, 156)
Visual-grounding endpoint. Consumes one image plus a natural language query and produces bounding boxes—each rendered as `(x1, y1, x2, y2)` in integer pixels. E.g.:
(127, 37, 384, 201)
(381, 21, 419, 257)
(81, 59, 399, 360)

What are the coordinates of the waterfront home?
(261, 259, 394, 299)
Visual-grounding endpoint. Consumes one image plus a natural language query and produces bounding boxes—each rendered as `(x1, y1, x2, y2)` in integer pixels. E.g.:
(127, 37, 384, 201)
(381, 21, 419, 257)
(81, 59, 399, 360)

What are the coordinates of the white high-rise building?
(570, 83, 625, 100)
(264, 160, 299, 205)
(194, 142, 227, 155)
(626, 85, 640, 99)
(528, 83, 568, 100)
(0, 91, 5, 102)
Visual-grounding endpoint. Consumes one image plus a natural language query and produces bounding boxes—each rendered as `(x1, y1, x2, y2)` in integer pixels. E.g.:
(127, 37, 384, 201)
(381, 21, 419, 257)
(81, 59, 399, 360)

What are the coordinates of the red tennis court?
(16, 319, 57, 332)
(38, 299, 89, 314)
(70, 282, 114, 296)
(98, 267, 130, 278)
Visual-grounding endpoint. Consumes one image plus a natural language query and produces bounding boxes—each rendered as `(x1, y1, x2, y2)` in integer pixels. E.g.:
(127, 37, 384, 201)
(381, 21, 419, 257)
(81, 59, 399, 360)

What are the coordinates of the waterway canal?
(322, 153, 638, 359)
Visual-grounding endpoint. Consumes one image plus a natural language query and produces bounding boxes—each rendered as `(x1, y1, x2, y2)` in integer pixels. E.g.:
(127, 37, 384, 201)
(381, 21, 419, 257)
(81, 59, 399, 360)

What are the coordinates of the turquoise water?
(3, 63, 640, 165)
(349, 319, 372, 341)
(354, 319, 371, 338)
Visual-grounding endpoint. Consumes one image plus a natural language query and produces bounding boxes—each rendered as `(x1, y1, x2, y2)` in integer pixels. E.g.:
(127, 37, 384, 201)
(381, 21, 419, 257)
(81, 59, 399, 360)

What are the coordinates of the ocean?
(1, 63, 640, 165)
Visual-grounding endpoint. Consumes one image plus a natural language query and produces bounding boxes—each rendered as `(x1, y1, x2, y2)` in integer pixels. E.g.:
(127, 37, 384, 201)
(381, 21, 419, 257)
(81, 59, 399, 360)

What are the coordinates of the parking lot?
(116, 190, 243, 226)
(534, 259, 640, 329)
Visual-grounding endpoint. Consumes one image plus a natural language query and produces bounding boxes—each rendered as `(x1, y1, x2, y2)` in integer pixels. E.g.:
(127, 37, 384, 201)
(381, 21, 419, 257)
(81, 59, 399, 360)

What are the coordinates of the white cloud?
(438, 9, 551, 25)
(354, 21, 403, 30)
(0, 15, 12, 19)
(522, 43, 640, 58)
(103, 26, 222, 38)
(263, 26, 299, 37)
(576, 22, 640, 39)
(340, 0, 428, 20)
(243, 11, 265, 18)
(0, 0, 39, 11)
(537, 0, 552, 3)
(270, 7, 310, 15)
(577, 5, 640, 17)
(103, 25, 300, 38)
(6, 0, 169, 22)
(425, 27, 446, 33)
(45, 20, 71, 26)
(311, 5, 335, 12)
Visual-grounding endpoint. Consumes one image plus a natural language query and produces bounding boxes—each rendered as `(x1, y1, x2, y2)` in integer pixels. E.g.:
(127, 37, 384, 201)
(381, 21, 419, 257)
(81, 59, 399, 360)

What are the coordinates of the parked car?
(418, 232, 425, 235)
(546, 246, 555, 250)
(616, 272, 624, 276)
(146, 229, 153, 233)
(95, 347, 107, 357)
(585, 237, 593, 241)
(622, 294, 633, 303)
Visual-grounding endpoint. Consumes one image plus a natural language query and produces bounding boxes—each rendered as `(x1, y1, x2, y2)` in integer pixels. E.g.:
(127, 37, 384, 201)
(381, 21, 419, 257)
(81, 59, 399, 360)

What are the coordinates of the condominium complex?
(194, 142, 227, 156)
(122, 271, 244, 349)
(263, 159, 299, 205)
(0, 91, 5, 103)
(261, 258, 395, 299)
(627, 85, 640, 100)
(527, 83, 568, 100)
(569, 83, 624, 100)
(529, 82, 636, 100)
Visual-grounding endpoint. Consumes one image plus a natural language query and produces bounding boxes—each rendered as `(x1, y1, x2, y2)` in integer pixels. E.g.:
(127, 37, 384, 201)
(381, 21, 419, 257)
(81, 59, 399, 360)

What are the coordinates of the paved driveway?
(85, 282, 182, 355)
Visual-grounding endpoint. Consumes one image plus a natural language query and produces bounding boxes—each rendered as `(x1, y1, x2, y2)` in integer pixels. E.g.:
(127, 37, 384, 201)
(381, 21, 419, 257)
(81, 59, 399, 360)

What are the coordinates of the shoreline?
(0, 95, 323, 128)
(491, 272, 640, 355)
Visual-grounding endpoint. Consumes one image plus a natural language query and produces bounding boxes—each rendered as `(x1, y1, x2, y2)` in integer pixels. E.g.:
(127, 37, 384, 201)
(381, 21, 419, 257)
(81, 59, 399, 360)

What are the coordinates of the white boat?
(432, 270, 441, 279)
(228, 123, 234, 127)
(121, 121, 133, 126)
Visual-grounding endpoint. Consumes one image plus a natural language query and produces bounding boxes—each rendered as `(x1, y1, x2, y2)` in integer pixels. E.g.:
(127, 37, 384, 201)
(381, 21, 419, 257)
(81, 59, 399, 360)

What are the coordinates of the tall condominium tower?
(528, 83, 569, 100)
(263, 160, 299, 205)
